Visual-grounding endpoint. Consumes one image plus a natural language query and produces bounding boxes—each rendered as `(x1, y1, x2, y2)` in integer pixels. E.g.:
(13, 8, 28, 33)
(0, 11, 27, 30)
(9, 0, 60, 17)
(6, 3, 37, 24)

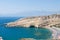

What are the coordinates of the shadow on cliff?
(29, 25, 35, 28)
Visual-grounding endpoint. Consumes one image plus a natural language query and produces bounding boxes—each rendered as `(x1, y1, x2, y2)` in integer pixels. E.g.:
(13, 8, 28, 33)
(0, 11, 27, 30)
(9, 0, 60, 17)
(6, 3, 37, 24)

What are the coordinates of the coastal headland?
(7, 14, 60, 28)
(6, 14, 60, 39)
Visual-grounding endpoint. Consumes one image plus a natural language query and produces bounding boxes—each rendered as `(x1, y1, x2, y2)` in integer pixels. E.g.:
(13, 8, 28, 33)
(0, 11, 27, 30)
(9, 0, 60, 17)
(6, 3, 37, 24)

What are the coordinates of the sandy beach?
(45, 26, 60, 39)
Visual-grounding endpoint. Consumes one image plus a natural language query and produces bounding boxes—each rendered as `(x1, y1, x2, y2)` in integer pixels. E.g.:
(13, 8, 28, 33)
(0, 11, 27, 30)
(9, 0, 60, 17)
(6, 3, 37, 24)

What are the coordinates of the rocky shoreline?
(7, 14, 60, 28)
(6, 14, 60, 39)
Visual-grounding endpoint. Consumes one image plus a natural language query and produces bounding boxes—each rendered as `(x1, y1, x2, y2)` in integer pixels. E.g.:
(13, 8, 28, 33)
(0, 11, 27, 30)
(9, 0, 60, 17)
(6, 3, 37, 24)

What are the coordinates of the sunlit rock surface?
(20, 38, 36, 40)
(7, 14, 60, 28)
(6, 14, 60, 39)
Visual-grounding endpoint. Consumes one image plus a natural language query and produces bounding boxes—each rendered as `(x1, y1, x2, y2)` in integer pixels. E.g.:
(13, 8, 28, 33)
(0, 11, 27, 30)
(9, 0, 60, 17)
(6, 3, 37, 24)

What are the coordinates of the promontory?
(6, 14, 60, 28)
(6, 14, 60, 39)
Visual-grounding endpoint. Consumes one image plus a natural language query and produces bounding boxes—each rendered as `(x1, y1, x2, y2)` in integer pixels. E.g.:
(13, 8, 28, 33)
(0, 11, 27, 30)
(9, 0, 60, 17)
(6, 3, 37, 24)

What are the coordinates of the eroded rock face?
(7, 14, 60, 28)
(20, 38, 36, 40)
(6, 14, 60, 39)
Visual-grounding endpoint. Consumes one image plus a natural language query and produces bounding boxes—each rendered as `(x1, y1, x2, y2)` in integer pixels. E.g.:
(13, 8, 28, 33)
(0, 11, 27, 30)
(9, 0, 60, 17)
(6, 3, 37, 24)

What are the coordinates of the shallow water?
(0, 17, 52, 40)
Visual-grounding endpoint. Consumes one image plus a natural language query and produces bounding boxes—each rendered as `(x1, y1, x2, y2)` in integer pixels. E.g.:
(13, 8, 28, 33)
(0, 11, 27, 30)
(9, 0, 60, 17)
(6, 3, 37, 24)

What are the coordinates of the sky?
(0, 0, 60, 17)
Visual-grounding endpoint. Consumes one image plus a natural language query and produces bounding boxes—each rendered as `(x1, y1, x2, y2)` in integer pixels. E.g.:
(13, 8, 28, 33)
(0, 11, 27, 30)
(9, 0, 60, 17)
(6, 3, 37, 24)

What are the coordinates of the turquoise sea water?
(0, 17, 52, 40)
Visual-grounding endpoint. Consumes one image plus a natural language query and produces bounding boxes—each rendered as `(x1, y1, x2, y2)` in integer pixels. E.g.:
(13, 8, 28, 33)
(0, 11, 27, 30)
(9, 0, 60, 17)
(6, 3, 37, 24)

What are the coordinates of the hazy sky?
(0, 0, 60, 17)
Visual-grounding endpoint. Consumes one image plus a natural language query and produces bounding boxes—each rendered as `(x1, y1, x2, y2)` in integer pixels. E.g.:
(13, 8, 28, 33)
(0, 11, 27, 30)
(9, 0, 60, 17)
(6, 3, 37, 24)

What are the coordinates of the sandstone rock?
(20, 38, 36, 40)
(7, 14, 60, 28)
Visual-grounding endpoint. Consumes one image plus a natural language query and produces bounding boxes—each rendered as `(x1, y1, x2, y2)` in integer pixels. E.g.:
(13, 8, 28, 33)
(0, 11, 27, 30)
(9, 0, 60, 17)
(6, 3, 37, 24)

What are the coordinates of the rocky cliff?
(6, 14, 60, 39)
(7, 14, 60, 28)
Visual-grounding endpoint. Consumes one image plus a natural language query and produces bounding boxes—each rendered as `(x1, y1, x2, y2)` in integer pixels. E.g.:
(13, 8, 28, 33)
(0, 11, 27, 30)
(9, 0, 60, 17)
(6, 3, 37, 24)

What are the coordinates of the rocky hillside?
(7, 14, 60, 28)
(6, 14, 60, 39)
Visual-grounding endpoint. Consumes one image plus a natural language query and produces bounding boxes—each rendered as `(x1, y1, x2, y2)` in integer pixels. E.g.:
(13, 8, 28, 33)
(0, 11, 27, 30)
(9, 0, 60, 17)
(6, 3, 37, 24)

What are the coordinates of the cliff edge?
(6, 14, 60, 28)
(6, 14, 60, 39)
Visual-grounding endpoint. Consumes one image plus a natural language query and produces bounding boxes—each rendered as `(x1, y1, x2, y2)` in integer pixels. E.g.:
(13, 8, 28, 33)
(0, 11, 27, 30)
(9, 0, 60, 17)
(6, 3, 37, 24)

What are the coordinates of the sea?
(0, 17, 52, 40)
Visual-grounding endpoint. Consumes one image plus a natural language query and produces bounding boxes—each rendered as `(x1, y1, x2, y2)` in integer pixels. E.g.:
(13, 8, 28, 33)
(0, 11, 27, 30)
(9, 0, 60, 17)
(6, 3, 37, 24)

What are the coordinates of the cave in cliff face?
(29, 25, 35, 28)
